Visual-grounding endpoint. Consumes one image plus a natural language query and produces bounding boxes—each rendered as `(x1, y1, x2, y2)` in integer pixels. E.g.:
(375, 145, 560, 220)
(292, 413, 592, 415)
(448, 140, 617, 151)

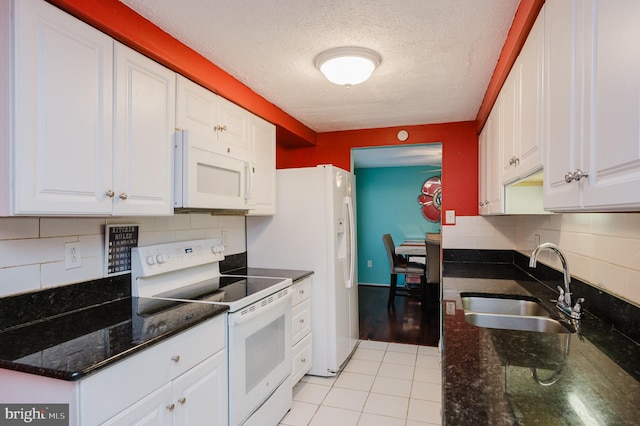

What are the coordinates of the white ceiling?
(118, 0, 520, 133)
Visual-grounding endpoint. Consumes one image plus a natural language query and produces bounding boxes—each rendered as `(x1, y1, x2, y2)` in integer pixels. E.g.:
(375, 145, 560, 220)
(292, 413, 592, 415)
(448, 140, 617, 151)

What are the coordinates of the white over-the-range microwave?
(174, 129, 255, 211)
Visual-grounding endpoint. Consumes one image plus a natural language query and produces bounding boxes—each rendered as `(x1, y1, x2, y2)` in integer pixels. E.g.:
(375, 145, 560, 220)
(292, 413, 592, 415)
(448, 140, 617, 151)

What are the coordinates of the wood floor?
(358, 284, 440, 347)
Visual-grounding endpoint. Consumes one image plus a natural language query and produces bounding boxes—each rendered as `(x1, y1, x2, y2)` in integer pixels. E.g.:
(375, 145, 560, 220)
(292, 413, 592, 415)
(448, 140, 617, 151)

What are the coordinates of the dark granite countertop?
(443, 270, 640, 425)
(0, 277, 228, 381)
(0, 267, 309, 383)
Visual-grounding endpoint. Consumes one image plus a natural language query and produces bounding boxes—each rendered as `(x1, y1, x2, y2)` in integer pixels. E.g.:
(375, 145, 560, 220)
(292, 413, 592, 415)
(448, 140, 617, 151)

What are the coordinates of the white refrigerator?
(246, 165, 359, 376)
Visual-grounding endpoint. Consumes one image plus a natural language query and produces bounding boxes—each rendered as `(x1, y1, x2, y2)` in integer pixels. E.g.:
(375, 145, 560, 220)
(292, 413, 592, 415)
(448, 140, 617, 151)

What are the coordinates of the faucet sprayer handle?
(557, 286, 565, 303)
(573, 298, 585, 313)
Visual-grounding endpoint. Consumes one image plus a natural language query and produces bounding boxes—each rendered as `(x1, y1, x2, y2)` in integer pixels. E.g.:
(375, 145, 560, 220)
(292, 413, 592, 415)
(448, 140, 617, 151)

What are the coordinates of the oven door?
(175, 129, 254, 210)
(228, 288, 292, 426)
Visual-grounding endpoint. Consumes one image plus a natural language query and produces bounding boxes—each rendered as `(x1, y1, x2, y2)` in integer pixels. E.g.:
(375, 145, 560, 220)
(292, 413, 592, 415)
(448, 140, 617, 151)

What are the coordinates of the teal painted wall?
(355, 166, 441, 286)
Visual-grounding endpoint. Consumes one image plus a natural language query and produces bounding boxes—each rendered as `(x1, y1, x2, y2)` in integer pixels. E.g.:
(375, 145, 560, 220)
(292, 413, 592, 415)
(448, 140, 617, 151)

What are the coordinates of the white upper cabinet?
(543, 0, 587, 210)
(478, 100, 504, 216)
(114, 43, 175, 216)
(176, 75, 254, 161)
(501, 9, 544, 185)
(3, 0, 114, 215)
(544, 0, 640, 211)
(246, 113, 276, 216)
(0, 0, 176, 216)
(582, 0, 640, 210)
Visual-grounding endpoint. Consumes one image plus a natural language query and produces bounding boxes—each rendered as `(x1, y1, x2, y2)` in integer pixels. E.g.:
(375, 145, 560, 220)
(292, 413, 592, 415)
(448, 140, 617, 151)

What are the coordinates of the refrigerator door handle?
(344, 195, 356, 289)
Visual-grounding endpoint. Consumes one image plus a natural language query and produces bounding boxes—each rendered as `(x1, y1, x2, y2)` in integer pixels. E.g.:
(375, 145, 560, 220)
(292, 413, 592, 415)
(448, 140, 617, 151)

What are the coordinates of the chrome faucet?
(529, 242, 584, 319)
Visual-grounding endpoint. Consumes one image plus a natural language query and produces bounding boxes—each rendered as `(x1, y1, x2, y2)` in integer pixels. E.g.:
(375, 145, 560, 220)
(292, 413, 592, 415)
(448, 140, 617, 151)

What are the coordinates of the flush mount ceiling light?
(315, 46, 381, 87)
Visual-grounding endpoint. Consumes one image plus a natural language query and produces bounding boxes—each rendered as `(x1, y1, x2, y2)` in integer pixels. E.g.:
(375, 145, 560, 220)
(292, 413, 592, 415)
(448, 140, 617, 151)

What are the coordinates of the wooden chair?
(424, 233, 441, 307)
(382, 234, 427, 309)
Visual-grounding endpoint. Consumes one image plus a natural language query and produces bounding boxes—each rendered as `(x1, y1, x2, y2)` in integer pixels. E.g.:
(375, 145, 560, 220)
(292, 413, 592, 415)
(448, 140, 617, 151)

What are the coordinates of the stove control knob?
(156, 254, 166, 264)
(146, 256, 156, 265)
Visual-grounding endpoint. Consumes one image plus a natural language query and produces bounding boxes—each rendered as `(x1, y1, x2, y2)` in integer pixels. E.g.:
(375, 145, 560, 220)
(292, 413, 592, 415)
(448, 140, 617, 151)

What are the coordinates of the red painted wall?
(277, 122, 479, 218)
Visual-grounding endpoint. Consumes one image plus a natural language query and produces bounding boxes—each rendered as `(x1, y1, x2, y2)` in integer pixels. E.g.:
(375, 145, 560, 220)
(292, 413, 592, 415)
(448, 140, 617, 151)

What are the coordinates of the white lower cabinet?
(103, 350, 227, 426)
(291, 277, 312, 384)
(0, 315, 227, 426)
(91, 316, 227, 426)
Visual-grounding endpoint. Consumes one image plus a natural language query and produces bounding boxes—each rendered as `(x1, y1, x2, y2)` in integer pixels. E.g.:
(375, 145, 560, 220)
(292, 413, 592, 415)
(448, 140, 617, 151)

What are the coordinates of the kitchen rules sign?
(105, 224, 139, 276)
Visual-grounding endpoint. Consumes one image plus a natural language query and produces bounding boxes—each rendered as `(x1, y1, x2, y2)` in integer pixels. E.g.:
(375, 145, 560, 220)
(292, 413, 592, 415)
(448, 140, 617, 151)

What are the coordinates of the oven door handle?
(229, 290, 292, 326)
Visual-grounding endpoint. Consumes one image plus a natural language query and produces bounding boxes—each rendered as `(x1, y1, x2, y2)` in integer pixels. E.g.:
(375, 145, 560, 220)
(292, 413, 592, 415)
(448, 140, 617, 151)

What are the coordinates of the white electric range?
(132, 239, 293, 426)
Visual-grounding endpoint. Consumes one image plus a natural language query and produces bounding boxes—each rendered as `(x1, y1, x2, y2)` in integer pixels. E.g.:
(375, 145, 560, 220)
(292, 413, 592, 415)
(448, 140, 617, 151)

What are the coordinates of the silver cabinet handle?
(171, 355, 180, 363)
(178, 397, 187, 405)
(119, 193, 128, 200)
(299, 318, 305, 323)
(214, 125, 227, 132)
(106, 190, 115, 197)
(301, 357, 306, 363)
(299, 289, 305, 295)
(572, 169, 589, 181)
(564, 172, 575, 183)
(166, 403, 175, 411)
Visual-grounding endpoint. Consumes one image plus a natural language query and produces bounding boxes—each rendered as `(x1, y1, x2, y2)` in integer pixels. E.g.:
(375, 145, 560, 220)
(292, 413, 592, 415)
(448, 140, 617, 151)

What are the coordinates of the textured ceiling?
(118, 0, 519, 133)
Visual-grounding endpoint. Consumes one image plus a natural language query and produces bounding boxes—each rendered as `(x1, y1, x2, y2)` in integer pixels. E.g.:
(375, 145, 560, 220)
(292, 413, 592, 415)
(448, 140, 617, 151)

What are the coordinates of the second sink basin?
(460, 293, 575, 334)
(461, 293, 552, 317)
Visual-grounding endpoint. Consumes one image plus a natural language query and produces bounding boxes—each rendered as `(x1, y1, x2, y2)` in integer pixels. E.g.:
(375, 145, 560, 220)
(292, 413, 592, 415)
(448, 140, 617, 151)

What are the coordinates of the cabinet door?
(487, 98, 504, 215)
(113, 43, 175, 216)
(101, 383, 172, 426)
(176, 75, 218, 139)
(173, 350, 228, 426)
(13, 0, 113, 214)
(217, 96, 252, 160)
(478, 124, 489, 215)
(517, 9, 544, 179)
(543, 0, 583, 210)
(582, 0, 640, 210)
(501, 68, 519, 185)
(246, 114, 276, 215)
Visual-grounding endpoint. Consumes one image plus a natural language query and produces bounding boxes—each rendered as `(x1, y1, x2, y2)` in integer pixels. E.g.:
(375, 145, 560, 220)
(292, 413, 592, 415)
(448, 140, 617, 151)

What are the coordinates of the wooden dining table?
(395, 240, 427, 256)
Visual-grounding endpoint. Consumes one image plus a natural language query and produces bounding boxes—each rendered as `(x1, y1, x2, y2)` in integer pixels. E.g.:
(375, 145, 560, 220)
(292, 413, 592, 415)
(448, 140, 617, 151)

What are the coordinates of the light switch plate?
(445, 210, 456, 225)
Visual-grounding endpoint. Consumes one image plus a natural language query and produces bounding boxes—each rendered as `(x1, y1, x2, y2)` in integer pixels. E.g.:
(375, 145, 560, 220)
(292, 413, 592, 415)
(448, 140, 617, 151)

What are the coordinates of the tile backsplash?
(442, 213, 640, 306)
(0, 214, 245, 297)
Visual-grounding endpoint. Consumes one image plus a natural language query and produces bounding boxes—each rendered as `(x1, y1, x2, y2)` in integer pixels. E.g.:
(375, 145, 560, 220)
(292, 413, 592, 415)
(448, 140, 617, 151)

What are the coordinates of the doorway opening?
(351, 144, 442, 345)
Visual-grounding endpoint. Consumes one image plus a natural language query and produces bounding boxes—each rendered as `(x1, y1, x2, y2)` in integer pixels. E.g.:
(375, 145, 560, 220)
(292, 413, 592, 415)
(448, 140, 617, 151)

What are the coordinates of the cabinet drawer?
(291, 333, 312, 385)
(291, 298, 311, 345)
(291, 277, 312, 306)
(81, 315, 226, 425)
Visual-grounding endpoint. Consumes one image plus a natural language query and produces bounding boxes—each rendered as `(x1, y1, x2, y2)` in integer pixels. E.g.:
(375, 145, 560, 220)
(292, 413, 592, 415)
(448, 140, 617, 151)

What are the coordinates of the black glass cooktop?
(154, 275, 287, 304)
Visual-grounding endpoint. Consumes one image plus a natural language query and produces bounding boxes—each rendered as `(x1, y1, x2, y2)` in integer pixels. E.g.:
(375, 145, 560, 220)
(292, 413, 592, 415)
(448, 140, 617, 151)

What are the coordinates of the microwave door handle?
(245, 161, 254, 199)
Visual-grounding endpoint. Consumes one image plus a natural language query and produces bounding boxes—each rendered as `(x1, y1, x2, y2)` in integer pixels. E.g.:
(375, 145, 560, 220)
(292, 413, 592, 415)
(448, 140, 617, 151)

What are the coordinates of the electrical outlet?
(65, 242, 82, 269)
(445, 301, 456, 315)
(367, 260, 372, 267)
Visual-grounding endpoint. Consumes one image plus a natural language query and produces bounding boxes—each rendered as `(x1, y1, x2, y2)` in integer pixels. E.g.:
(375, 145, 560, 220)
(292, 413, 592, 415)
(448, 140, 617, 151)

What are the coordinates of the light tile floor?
(279, 340, 442, 426)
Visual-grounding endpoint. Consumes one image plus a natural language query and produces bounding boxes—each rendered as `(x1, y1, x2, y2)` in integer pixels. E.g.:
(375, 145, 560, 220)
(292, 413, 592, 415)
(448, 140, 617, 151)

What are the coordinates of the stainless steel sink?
(461, 293, 552, 317)
(460, 293, 575, 334)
